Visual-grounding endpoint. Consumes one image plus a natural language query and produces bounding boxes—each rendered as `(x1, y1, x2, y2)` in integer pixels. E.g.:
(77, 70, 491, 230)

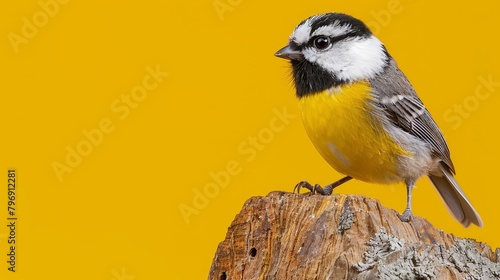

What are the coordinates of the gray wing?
(371, 58, 455, 173)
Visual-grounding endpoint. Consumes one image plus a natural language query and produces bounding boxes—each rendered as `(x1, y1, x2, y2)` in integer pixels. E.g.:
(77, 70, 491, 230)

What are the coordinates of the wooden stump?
(208, 192, 500, 280)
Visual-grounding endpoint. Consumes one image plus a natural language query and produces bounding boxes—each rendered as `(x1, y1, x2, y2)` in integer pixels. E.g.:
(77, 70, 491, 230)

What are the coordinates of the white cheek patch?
(305, 35, 387, 82)
(303, 40, 352, 70)
(302, 47, 318, 63)
(311, 23, 352, 38)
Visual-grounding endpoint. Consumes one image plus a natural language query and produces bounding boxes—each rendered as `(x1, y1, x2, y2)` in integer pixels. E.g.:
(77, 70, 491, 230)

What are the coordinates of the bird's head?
(275, 13, 390, 97)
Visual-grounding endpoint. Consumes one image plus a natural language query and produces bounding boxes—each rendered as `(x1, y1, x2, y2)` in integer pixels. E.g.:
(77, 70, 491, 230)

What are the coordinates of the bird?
(274, 12, 482, 227)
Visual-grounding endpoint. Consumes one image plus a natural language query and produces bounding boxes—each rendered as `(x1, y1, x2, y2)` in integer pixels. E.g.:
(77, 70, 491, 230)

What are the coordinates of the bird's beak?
(274, 45, 303, 61)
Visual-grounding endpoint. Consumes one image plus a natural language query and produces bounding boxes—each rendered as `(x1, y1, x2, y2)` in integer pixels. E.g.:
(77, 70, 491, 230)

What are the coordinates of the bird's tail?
(428, 162, 483, 227)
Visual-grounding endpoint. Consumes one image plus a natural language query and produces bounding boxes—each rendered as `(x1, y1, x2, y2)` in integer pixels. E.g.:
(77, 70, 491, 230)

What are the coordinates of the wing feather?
(372, 58, 455, 173)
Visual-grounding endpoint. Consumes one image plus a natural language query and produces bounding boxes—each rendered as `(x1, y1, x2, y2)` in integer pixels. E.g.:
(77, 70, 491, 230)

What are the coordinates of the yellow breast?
(298, 81, 409, 183)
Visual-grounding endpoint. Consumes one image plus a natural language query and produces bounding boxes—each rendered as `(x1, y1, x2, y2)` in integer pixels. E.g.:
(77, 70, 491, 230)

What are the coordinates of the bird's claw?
(294, 181, 332, 195)
(398, 208, 413, 223)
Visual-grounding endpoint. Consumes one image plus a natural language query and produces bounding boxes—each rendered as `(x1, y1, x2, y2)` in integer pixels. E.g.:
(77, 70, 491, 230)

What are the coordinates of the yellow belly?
(298, 81, 409, 183)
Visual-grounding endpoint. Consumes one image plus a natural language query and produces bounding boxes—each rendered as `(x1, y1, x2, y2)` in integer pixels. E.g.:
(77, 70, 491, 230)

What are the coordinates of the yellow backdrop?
(1, 0, 499, 279)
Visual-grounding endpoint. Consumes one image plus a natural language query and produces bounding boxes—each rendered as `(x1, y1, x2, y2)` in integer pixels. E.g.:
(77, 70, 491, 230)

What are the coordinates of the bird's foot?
(294, 181, 333, 195)
(399, 208, 413, 223)
(293, 176, 352, 196)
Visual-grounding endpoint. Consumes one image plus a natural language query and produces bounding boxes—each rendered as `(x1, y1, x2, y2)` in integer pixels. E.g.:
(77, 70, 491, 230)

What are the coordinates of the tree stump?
(208, 192, 500, 280)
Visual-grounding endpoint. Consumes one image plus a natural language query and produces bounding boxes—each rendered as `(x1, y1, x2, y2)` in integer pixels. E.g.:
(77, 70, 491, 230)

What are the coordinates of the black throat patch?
(291, 59, 344, 98)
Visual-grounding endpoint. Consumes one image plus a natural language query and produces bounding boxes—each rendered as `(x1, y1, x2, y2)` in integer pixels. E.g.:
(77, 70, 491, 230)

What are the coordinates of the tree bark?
(209, 192, 499, 280)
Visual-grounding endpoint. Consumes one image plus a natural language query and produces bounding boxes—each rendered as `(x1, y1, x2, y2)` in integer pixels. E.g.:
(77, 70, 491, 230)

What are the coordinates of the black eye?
(313, 36, 330, 50)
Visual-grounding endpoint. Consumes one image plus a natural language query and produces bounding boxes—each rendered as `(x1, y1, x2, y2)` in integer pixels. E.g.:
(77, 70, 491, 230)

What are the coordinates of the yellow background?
(1, 0, 499, 279)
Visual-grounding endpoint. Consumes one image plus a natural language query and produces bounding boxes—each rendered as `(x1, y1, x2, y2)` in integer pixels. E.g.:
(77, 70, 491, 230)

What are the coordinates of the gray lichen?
(354, 228, 500, 279)
(354, 227, 405, 272)
(377, 245, 438, 280)
(337, 206, 355, 234)
(444, 238, 500, 280)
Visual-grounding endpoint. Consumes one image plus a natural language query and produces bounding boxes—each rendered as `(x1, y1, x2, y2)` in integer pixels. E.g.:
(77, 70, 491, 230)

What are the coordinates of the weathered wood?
(209, 192, 500, 280)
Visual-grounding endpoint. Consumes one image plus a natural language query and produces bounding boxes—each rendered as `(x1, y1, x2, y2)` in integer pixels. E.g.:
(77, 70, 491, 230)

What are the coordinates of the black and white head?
(275, 13, 390, 97)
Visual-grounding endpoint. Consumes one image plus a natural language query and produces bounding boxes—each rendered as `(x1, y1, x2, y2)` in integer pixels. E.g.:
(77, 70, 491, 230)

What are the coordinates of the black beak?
(274, 45, 304, 61)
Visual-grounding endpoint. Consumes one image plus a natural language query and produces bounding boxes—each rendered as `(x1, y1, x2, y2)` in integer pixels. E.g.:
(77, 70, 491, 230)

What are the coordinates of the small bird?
(275, 12, 482, 227)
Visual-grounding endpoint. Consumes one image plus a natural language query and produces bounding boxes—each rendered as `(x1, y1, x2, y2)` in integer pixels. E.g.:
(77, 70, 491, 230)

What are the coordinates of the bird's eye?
(313, 36, 330, 50)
